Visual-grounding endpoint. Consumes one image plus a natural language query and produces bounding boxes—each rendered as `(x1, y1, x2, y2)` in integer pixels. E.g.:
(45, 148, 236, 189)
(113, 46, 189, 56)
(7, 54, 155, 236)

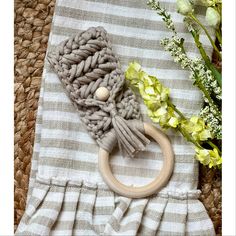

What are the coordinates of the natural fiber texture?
(14, 0, 55, 230)
(198, 166, 222, 236)
(14, 0, 221, 234)
(47, 26, 149, 157)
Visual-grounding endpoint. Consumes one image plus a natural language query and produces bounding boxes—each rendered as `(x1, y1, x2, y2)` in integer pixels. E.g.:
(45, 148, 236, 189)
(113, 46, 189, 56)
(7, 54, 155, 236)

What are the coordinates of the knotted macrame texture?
(47, 26, 149, 157)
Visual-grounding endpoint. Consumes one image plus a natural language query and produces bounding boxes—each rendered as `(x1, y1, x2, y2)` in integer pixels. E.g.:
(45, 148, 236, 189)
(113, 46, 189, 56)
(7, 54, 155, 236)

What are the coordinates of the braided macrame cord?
(47, 26, 150, 158)
(47, 26, 175, 198)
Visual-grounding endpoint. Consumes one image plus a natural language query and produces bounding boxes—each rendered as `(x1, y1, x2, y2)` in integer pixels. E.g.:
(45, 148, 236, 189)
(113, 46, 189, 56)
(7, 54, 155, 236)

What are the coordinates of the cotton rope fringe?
(47, 26, 150, 158)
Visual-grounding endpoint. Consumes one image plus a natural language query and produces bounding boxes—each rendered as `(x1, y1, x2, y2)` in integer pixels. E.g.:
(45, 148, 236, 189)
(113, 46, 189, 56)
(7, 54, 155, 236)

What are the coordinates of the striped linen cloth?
(16, 0, 216, 235)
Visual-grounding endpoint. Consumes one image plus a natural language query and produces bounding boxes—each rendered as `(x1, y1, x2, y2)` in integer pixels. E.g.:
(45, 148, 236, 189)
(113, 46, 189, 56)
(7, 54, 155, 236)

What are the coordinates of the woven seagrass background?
(14, 0, 222, 234)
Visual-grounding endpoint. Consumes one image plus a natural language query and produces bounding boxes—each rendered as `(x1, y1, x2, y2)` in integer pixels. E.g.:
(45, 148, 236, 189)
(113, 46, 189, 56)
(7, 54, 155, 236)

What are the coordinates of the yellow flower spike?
(195, 148, 211, 165)
(190, 116, 199, 123)
(126, 62, 178, 130)
(181, 122, 194, 133)
(216, 156, 222, 166)
(131, 61, 141, 71)
(194, 124, 203, 132)
(159, 114, 170, 127)
(155, 107, 167, 117)
(195, 147, 222, 168)
(160, 88, 170, 101)
(125, 62, 141, 84)
(145, 86, 156, 95)
(182, 116, 212, 142)
(199, 129, 212, 141)
(145, 74, 155, 86)
(168, 117, 179, 128)
(125, 62, 220, 169)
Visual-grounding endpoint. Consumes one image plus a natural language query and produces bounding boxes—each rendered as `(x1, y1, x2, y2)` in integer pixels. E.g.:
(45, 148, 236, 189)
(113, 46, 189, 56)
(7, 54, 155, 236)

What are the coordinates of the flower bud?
(205, 7, 221, 27)
(176, 0, 193, 15)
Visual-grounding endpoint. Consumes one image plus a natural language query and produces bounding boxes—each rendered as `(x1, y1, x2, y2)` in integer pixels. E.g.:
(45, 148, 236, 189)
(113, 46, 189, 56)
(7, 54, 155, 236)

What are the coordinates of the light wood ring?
(98, 123, 175, 198)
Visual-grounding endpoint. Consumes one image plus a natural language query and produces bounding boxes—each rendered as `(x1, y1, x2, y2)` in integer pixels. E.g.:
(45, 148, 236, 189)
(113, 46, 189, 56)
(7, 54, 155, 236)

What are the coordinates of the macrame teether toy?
(47, 26, 174, 198)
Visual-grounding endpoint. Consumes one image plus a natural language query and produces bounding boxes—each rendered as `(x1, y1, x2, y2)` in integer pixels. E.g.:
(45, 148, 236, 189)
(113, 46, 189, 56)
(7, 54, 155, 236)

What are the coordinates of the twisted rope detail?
(47, 26, 149, 157)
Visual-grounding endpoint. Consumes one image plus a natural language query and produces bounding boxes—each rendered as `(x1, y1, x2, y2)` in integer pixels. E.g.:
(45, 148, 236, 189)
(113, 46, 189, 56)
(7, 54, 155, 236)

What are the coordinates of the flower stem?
(167, 98, 220, 152)
(167, 100, 186, 120)
(167, 99, 210, 150)
(207, 140, 222, 155)
(190, 30, 222, 87)
(179, 126, 202, 149)
(188, 13, 222, 60)
(215, 28, 222, 45)
(167, 100, 206, 149)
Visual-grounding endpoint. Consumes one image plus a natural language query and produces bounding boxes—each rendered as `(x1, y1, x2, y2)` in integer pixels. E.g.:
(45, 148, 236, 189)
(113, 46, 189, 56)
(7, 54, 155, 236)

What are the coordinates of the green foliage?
(147, 0, 222, 140)
(125, 62, 222, 168)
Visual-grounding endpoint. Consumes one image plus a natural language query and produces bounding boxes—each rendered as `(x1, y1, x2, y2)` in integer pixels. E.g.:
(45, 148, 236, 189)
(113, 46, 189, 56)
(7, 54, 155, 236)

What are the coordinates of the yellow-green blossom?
(125, 62, 179, 129)
(125, 62, 221, 169)
(195, 147, 222, 168)
(181, 116, 213, 141)
(168, 117, 179, 128)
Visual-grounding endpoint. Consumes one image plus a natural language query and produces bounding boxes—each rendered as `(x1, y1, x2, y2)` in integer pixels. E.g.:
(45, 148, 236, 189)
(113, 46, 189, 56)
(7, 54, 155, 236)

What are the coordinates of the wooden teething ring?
(98, 123, 175, 198)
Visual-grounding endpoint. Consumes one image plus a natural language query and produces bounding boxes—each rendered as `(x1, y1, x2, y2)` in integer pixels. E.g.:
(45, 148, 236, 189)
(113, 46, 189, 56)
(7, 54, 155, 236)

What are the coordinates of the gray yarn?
(47, 26, 149, 157)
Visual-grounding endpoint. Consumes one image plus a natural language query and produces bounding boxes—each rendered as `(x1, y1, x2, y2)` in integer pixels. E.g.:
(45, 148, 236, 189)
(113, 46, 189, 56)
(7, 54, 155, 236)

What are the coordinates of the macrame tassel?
(111, 115, 150, 158)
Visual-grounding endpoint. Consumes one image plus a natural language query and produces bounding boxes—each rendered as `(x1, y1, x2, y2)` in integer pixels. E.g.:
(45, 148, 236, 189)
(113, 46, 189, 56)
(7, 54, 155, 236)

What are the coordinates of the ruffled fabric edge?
(16, 176, 215, 236)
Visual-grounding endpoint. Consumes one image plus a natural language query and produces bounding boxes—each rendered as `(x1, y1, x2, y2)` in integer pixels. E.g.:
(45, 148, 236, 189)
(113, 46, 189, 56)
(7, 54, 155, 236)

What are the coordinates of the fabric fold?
(51, 183, 81, 235)
(17, 180, 66, 235)
(17, 176, 215, 235)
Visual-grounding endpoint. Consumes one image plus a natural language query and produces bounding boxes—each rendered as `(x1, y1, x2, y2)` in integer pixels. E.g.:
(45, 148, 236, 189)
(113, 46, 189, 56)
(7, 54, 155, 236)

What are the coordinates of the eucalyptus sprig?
(125, 62, 222, 168)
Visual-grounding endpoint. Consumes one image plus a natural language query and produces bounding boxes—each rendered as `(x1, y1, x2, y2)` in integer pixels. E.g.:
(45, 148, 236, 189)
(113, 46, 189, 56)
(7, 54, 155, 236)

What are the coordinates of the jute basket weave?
(14, 0, 222, 234)
(14, 0, 55, 230)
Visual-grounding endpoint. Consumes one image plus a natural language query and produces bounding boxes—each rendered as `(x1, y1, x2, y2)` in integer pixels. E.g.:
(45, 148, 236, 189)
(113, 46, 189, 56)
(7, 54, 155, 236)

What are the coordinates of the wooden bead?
(95, 87, 110, 101)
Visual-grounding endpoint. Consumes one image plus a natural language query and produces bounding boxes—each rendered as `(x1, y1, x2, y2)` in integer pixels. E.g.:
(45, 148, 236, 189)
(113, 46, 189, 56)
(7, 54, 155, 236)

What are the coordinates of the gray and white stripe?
(16, 0, 215, 235)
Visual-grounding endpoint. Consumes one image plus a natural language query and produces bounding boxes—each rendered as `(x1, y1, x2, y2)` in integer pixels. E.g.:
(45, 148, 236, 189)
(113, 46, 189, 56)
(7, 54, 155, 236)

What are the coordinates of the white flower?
(205, 7, 221, 27)
(192, 0, 221, 7)
(176, 0, 193, 15)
